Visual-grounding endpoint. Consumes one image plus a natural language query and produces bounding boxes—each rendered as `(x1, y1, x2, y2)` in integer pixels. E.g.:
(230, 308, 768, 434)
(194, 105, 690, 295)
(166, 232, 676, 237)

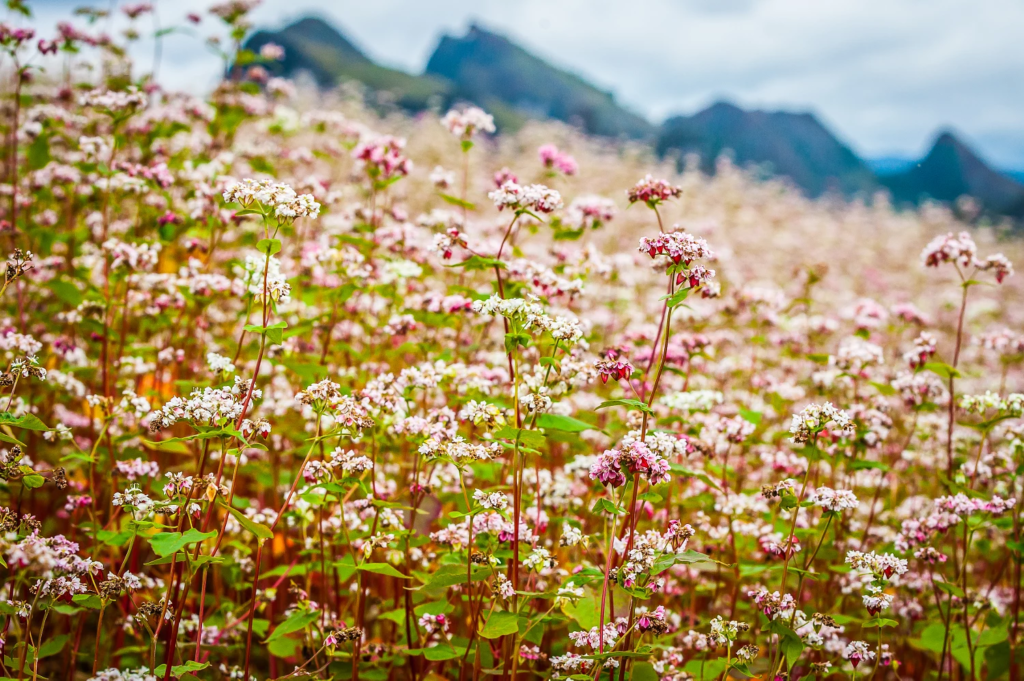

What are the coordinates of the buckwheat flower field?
(0, 3, 1023, 681)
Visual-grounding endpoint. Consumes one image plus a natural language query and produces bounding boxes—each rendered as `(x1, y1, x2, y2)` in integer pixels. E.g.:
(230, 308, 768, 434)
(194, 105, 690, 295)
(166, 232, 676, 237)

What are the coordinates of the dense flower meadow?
(0, 2, 1023, 680)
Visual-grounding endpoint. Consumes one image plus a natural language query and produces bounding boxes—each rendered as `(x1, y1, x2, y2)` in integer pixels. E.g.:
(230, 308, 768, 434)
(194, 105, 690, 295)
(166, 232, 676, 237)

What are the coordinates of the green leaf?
(48, 280, 84, 307)
(738, 407, 762, 426)
(650, 550, 717, 574)
(479, 611, 520, 639)
(631, 662, 659, 681)
(439, 193, 476, 210)
(0, 431, 25, 447)
(668, 464, 721, 491)
(38, 634, 68, 659)
(864, 617, 899, 628)
(417, 645, 467, 661)
(923, 361, 960, 380)
(596, 399, 653, 415)
(148, 528, 217, 557)
(265, 610, 319, 643)
(266, 320, 287, 344)
(244, 320, 288, 344)
(419, 564, 491, 591)
(663, 288, 690, 308)
(562, 596, 598, 630)
(221, 501, 274, 540)
(493, 426, 546, 449)
(591, 498, 625, 515)
(71, 594, 102, 610)
(934, 581, 965, 598)
(0, 412, 49, 431)
(332, 283, 358, 304)
(256, 238, 282, 256)
(769, 621, 805, 669)
(447, 255, 505, 271)
(21, 473, 45, 489)
(536, 413, 596, 433)
(27, 133, 50, 170)
(154, 661, 209, 677)
(504, 332, 530, 354)
(870, 381, 896, 396)
(357, 562, 409, 579)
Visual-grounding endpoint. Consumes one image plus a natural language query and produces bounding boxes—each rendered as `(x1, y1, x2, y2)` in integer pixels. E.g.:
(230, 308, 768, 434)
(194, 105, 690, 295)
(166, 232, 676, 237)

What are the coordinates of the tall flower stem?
(946, 270, 971, 478)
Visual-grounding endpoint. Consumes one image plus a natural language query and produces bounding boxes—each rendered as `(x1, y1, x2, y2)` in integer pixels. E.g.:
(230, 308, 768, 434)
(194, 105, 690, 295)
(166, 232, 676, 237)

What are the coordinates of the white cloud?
(26, 0, 1024, 166)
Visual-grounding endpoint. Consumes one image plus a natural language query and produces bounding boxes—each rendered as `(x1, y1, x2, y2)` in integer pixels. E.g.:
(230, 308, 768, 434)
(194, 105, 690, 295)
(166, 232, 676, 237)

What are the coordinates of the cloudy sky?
(31, 0, 1024, 167)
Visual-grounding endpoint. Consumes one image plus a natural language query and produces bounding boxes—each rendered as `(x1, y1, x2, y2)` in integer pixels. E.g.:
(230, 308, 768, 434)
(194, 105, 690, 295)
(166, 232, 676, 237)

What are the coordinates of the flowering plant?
(0, 4, 1021, 681)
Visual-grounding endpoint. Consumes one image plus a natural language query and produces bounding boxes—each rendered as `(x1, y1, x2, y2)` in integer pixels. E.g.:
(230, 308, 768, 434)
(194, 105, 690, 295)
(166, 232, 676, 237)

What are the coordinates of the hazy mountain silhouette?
(656, 102, 876, 197)
(243, 17, 1024, 219)
(425, 25, 653, 139)
(243, 17, 450, 111)
(879, 131, 1024, 217)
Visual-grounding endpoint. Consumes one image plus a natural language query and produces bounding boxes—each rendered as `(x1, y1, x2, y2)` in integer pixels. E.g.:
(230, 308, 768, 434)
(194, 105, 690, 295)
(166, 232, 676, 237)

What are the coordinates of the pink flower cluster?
(590, 441, 671, 488)
(538, 144, 578, 175)
(352, 135, 412, 181)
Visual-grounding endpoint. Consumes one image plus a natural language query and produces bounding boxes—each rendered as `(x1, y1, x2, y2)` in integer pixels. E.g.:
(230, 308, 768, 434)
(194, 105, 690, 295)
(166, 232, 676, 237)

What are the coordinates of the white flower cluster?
(936, 493, 1016, 516)
(789, 402, 854, 443)
(568, 623, 619, 650)
(960, 391, 1024, 416)
(222, 178, 321, 220)
(549, 652, 593, 677)
(441, 106, 496, 139)
(79, 135, 111, 162)
(555, 580, 584, 603)
(419, 435, 500, 462)
(842, 640, 876, 667)
(206, 352, 235, 374)
(565, 195, 616, 229)
(661, 390, 723, 412)
(328, 449, 373, 476)
(493, 573, 515, 598)
(708, 616, 747, 647)
(473, 489, 509, 510)
(638, 230, 715, 265)
(240, 253, 291, 304)
(112, 485, 154, 516)
(152, 378, 256, 430)
(488, 181, 563, 213)
(79, 87, 147, 111)
(458, 400, 506, 429)
(921, 231, 1014, 282)
(523, 547, 554, 571)
(103, 239, 161, 272)
(834, 336, 884, 371)
(810, 487, 859, 512)
(559, 525, 586, 547)
(862, 588, 894, 615)
(471, 295, 584, 344)
(845, 550, 908, 580)
(621, 531, 661, 587)
(921, 230, 976, 268)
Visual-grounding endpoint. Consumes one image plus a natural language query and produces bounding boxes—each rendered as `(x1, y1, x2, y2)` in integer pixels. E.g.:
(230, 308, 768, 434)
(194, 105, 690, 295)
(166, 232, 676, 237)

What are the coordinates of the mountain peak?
(425, 24, 652, 138)
(932, 130, 962, 147)
(242, 17, 448, 107)
(657, 102, 875, 196)
(881, 129, 1024, 216)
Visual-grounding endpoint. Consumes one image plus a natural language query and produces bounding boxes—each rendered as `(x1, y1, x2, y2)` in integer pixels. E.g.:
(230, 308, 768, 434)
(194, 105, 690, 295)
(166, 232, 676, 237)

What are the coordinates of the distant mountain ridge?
(242, 16, 1024, 220)
(879, 132, 1024, 217)
(425, 25, 653, 139)
(656, 102, 876, 197)
(244, 18, 449, 111)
